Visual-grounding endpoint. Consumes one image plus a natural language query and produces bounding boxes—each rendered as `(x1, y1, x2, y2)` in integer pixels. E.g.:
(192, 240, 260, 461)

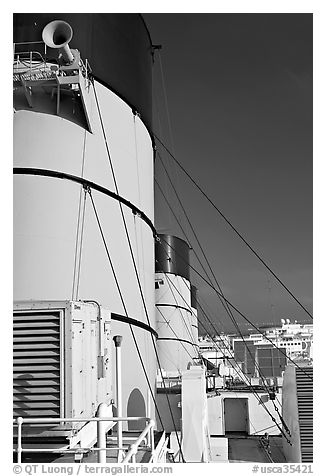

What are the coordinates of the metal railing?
(13, 41, 92, 84)
(13, 416, 157, 464)
(148, 431, 170, 463)
(156, 376, 181, 389)
(13, 41, 46, 58)
(122, 420, 155, 463)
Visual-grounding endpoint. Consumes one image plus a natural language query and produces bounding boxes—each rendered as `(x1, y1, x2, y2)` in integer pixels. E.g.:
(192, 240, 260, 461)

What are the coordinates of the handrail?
(14, 51, 46, 63)
(13, 42, 47, 65)
(149, 431, 169, 463)
(122, 419, 155, 463)
(13, 42, 91, 83)
(13, 416, 150, 424)
(14, 41, 44, 46)
(259, 434, 274, 463)
(13, 415, 153, 464)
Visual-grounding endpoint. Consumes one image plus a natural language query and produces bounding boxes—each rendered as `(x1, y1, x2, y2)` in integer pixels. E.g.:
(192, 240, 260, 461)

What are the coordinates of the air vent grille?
(13, 311, 62, 418)
(296, 367, 313, 462)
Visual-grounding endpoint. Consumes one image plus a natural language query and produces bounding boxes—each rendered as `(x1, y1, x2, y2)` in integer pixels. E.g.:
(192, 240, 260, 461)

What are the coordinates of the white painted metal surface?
(181, 365, 211, 462)
(207, 390, 282, 436)
(209, 436, 228, 462)
(13, 300, 112, 441)
(113, 336, 123, 462)
(155, 273, 198, 374)
(14, 415, 154, 464)
(13, 77, 156, 422)
(224, 398, 249, 433)
(96, 402, 112, 463)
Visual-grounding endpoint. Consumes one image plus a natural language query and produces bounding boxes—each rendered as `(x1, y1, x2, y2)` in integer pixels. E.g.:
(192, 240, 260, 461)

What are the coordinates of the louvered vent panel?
(13, 311, 61, 418)
(296, 367, 313, 463)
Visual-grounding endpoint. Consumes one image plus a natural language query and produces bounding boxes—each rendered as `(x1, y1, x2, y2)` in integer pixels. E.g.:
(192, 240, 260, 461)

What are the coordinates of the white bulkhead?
(155, 272, 198, 375)
(155, 235, 199, 376)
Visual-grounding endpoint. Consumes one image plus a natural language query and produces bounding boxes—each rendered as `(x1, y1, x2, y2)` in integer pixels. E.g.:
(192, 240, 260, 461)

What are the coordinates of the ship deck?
(17, 434, 286, 464)
(16, 431, 157, 464)
(228, 435, 286, 463)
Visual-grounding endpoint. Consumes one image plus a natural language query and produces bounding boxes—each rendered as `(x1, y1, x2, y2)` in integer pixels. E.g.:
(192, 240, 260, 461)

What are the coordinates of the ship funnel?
(42, 20, 74, 64)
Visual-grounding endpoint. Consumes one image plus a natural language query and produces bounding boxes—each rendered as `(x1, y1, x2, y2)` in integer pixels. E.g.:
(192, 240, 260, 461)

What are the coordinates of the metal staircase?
(296, 367, 313, 462)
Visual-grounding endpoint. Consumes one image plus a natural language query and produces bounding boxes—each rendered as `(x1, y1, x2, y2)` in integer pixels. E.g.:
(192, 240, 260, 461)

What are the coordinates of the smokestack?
(155, 234, 190, 280)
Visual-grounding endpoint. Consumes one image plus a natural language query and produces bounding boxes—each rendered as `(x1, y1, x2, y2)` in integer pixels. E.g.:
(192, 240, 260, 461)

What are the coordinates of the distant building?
(232, 320, 313, 379)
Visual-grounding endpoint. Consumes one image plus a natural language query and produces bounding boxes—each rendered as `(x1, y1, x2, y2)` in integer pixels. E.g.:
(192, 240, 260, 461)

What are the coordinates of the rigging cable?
(92, 80, 185, 461)
(91, 78, 294, 447)
(72, 129, 88, 300)
(156, 306, 196, 363)
(156, 165, 246, 332)
(187, 296, 291, 444)
(157, 51, 176, 156)
(188, 280, 290, 436)
(155, 174, 292, 431)
(157, 151, 244, 326)
(160, 275, 260, 435)
(154, 134, 313, 321)
(74, 189, 87, 300)
(265, 272, 283, 376)
(156, 44, 306, 438)
(165, 273, 289, 442)
(156, 51, 183, 224)
(153, 87, 174, 229)
(72, 187, 87, 300)
(164, 273, 291, 443)
(155, 179, 228, 332)
(164, 275, 201, 358)
(160, 235, 313, 383)
(86, 186, 164, 430)
(155, 172, 287, 414)
(160, 238, 312, 380)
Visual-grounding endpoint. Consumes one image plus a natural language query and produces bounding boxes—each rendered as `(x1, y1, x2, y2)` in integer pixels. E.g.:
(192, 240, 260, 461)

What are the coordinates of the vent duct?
(296, 367, 313, 462)
(13, 311, 62, 418)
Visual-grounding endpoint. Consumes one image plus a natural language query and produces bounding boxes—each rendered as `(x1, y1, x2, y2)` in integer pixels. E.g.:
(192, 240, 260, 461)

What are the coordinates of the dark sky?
(144, 13, 313, 334)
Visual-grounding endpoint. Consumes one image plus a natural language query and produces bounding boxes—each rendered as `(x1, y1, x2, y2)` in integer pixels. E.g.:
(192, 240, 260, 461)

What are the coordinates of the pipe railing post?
(14, 414, 157, 463)
(96, 403, 108, 463)
(131, 444, 136, 463)
(150, 426, 154, 452)
(113, 335, 123, 462)
(122, 419, 155, 463)
(17, 417, 23, 464)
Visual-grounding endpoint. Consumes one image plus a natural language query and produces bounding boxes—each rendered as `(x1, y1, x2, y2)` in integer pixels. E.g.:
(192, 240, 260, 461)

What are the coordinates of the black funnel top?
(155, 234, 190, 281)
